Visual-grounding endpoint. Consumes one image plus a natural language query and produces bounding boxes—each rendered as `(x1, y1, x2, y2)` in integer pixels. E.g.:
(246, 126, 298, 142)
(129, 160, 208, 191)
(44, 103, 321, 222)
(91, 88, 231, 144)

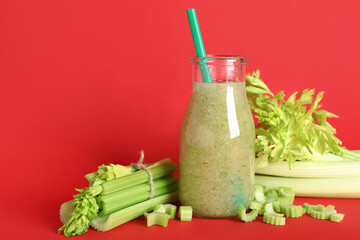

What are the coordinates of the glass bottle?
(179, 55, 255, 218)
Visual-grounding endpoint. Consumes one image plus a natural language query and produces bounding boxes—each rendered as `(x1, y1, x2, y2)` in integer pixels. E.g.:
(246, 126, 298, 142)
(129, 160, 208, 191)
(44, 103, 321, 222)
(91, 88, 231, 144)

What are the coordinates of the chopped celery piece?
(279, 187, 295, 203)
(280, 205, 303, 218)
(317, 204, 325, 211)
(254, 185, 267, 203)
(330, 213, 344, 222)
(92, 192, 178, 231)
(250, 201, 263, 211)
(263, 212, 286, 225)
(163, 204, 177, 219)
(302, 208, 306, 214)
(303, 203, 317, 214)
(179, 206, 192, 222)
(325, 205, 335, 211)
(265, 189, 279, 200)
(265, 199, 281, 212)
(263, 203, 283, 217)
(153, 204, 166, 213)
(237, 205, 258, 223)
(144, 212, 170, 227)
(278, 197, 293, 206)
(310, 209, 337, 220)
(100, 160, 177, 195)
(98, 182, 178, 216)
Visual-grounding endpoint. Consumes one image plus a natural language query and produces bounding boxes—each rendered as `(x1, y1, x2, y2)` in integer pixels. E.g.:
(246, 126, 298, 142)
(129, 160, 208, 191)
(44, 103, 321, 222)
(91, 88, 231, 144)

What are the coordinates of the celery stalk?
(255, 175, 360, 198)
(99, 183, 178, 216)
(100, 161, 177, 195)
(256, 160, 360, 178)
(91, 192, 178, 231)
(98, 177, 177, 205)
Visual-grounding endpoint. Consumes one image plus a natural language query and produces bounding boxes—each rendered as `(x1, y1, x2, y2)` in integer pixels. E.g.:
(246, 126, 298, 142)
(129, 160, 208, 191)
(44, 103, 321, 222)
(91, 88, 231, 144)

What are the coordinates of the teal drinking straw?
(186, 9, 212, 83)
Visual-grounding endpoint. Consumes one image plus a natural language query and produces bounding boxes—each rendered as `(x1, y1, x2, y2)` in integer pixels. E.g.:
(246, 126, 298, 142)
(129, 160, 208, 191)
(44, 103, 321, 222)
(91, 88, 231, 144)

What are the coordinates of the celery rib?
(91, 192, 178, 232)
(255, 160, 360, 178)
(98, 183, 178, 216)
(255, 175, 360, 198)
(98, 177, 177, 205)
(101, 160, 177, 195)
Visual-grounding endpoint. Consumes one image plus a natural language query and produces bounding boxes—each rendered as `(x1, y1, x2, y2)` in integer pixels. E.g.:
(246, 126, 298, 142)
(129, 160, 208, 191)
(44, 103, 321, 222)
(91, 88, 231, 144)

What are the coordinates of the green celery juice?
(179, 81, 255, 218)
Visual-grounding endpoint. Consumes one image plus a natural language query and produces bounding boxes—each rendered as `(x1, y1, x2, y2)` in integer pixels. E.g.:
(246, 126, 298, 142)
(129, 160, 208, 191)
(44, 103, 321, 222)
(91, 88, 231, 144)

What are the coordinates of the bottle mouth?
(190, 55, 248, 65)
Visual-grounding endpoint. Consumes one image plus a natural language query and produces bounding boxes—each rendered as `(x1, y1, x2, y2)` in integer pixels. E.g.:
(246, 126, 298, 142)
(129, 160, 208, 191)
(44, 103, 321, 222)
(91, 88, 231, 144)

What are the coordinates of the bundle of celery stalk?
(245, 70, 360, 198)
(59, 158, 178, 237)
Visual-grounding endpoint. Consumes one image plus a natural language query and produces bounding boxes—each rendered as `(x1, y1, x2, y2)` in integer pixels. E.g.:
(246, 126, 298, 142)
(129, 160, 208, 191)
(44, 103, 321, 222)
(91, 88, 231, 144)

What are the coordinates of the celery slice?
(100, 160, 177, 195)
(237, 205, 258, 223)
(265, 199, 281, 212)
(303, 203, 316, 214)
(250, 201, 263, 212)
(144, 212, 170, 227)
(179, 206, 192, 222)
(278, 197, 293, 206)
(310, 209, 337, 219)
(92, 192, 178, 231)
(302, 208, 306, 214)
(330, 213, 344, 222)
(254, 185, 267, 203)
(265, 189, 279, 200)
(325, 205, 335, 211)
(263, 203, 283, 217)
(163, 204, 177, 219)
(280, 205, 303, 218)
(263, 212, 286, 225)
(153, 204, 166, 214)
(98, 183, 177, 216)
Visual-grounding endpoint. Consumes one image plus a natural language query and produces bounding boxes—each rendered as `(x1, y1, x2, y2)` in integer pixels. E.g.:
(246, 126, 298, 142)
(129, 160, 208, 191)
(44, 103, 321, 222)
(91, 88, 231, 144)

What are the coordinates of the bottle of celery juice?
(179, 55, 255, 218)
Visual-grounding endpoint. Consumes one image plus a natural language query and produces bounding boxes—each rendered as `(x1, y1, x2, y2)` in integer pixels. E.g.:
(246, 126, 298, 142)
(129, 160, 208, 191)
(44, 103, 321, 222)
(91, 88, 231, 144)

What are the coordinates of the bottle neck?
(191, 55, 247, 83)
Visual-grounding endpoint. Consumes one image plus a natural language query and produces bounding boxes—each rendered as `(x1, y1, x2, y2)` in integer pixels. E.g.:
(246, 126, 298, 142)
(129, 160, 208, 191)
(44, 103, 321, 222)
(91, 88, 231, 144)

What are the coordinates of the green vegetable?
(92, 192, 178, 231)
(311, 209, 337, 220)
(263, 202, 283, 217)
(249, 201, 263, 212)
(144, 212, 170, 227)
(59, 158, 178, 237)
(100, 159, 177, 195)
(245, 70, 360, 167)
(153, 204, 166, 213)
(280, 205, 303, 218)
(255, 175, 360, 198)
(246, 70, 360, 198)
(179, 206, 192, 222)
(303, 203, 318, 214)
(330, 213, 345, 222)
(163, 204, 177, 219)
(263, 212, 286, 225)
(99, 183, 178, 216)
(254, 185, 267, 203)
(238, 205, 259, 223)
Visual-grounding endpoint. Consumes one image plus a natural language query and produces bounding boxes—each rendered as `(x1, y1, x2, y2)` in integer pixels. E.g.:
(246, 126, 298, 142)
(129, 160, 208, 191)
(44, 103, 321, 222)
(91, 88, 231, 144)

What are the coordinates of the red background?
(1, 0, 360, 239)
